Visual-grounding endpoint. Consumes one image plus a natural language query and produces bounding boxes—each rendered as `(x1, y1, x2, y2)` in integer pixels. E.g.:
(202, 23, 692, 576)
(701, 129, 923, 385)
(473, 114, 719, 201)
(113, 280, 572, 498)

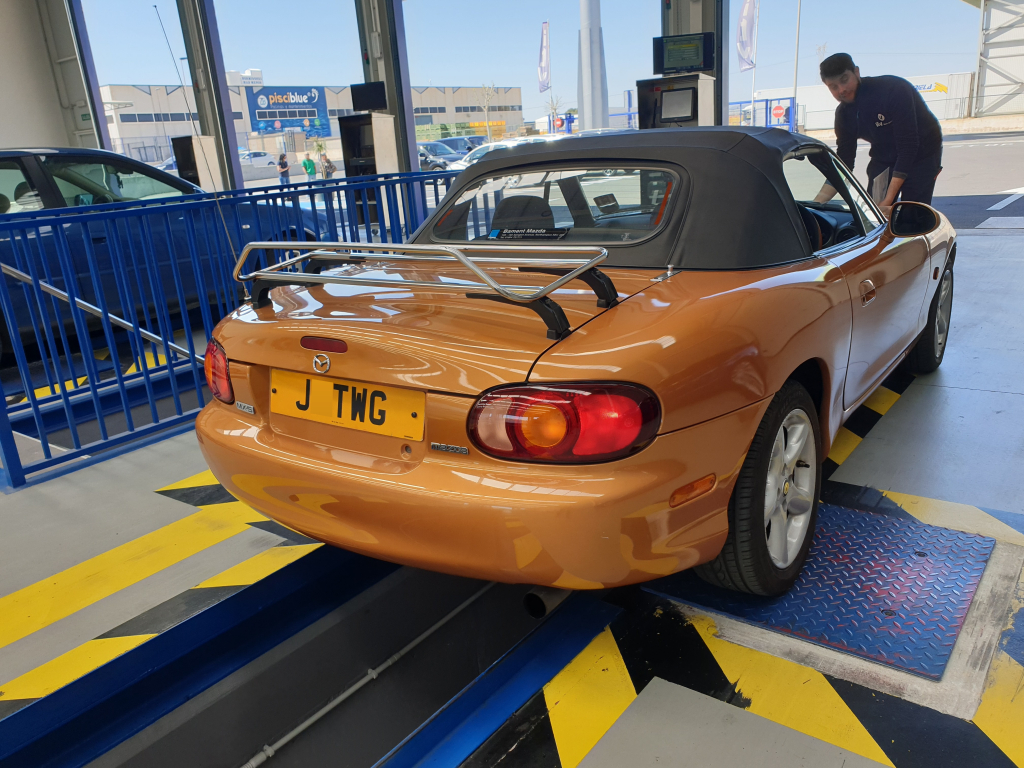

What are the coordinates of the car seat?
(13, 182, 32, 205)
(490, 196, 555, 231)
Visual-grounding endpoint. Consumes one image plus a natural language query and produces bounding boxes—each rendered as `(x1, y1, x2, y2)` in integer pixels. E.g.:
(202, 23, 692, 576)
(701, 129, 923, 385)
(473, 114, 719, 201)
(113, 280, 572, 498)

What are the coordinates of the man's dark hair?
(820, 53, 856, 80)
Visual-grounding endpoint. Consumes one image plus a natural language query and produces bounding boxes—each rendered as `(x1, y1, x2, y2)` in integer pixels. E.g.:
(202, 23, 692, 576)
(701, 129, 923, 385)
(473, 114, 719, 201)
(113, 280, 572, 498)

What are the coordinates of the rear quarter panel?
(529, 258, 853, 455)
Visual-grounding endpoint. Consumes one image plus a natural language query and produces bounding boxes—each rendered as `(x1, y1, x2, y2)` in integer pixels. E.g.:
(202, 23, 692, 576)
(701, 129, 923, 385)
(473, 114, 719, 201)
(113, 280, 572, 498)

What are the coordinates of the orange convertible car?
(196, 128, 955, 595)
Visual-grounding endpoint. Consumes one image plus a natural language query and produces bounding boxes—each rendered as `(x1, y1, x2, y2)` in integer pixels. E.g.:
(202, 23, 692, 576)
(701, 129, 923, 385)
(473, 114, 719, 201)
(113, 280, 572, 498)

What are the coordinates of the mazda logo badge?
(312, 353, 331, 374)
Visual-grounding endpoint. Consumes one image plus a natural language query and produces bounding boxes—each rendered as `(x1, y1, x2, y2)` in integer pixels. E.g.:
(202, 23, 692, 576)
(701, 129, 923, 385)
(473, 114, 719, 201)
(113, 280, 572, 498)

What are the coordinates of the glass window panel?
(0, 161, 44, 213)
(41, 156, 188, 207)
(432, 166, 677, 246)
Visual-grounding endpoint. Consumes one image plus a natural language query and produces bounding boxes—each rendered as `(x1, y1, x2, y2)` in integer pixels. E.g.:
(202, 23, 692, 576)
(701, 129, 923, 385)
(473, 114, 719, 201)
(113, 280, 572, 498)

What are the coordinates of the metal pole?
(971, 0, 987, 117)
(750, 0, 760, 125)
(792, 0, 802, 127)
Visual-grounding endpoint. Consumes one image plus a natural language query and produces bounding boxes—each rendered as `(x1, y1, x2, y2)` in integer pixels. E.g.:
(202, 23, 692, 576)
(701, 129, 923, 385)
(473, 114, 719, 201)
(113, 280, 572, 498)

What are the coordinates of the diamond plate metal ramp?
(644, 504, 996, 680)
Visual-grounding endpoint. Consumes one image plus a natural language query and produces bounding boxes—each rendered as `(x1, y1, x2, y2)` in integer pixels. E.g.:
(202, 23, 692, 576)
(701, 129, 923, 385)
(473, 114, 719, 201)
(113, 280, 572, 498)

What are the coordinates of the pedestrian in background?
(277, 154, 290, 186)
(302, 152, 316, 182)
(818, 53, 942, 215)
(321, 152, 337, 180)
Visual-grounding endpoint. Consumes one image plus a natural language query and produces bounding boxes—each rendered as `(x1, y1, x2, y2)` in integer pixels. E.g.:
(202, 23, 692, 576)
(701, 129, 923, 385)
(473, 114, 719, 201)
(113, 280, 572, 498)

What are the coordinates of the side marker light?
(670, 474, 716, 507)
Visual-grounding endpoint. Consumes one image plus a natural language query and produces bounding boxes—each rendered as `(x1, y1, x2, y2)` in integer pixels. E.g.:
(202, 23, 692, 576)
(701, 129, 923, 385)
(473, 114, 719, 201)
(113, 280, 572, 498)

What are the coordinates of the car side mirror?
(888, 201, 940, 238)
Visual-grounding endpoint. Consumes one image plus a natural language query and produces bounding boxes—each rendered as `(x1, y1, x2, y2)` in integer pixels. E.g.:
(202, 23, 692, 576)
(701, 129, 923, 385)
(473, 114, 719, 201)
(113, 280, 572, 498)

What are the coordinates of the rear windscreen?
(432, 167, 678, 245)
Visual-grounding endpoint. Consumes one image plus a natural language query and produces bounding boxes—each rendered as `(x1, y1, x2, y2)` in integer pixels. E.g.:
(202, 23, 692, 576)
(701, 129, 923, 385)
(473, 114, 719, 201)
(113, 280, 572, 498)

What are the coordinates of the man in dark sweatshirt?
(818, 53, 942, 214)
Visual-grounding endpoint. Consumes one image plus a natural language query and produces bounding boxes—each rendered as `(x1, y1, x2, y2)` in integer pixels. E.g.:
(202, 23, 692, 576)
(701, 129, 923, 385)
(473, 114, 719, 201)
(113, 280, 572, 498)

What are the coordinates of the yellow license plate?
(270, 369, 425, 441)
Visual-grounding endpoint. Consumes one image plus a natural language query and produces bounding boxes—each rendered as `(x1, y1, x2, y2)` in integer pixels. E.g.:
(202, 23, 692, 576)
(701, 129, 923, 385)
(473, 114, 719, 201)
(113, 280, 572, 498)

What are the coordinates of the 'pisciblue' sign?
(247, 86, 329, 137)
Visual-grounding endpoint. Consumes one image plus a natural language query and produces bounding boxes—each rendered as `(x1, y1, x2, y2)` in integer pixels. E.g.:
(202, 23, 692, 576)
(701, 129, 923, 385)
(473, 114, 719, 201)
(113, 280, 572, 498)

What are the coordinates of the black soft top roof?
(432, 127, 828, 270)
(469, 127, 824, 178)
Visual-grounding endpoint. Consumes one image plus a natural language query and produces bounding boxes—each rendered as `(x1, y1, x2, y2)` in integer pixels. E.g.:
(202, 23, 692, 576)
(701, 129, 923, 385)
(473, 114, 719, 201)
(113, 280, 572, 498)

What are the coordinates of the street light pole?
(750, 0, 760, 126)
(792, 0, 802, 128)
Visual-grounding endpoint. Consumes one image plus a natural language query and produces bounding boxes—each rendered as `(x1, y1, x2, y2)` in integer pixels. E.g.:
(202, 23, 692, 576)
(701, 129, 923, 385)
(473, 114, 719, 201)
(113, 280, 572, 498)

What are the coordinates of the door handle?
(91, 236, 106, 245)
(860, 279, 876, 306)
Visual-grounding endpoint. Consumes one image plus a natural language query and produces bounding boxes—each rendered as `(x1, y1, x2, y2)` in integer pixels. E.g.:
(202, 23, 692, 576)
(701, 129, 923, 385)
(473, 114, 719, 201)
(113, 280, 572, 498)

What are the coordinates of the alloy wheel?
(934, 271, 953, 356)
(763, 408, 817, 568)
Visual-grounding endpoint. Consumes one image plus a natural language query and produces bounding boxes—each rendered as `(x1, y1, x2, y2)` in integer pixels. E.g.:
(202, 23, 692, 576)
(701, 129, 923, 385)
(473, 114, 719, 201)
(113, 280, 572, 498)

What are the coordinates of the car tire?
(905, 266, 953, 374)
(695, 380, 821, 596)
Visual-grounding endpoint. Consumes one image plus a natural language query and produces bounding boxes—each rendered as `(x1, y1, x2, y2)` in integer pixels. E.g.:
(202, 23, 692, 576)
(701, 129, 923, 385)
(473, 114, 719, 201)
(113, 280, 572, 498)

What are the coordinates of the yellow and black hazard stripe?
(465, 582, 1024, 768)
(0, 471, 319, 718)
(822, 367, 915, 480)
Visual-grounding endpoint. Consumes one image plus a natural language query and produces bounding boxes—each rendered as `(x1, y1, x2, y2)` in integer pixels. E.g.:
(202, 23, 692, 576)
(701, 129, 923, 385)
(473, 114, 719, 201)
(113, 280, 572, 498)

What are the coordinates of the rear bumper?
(195, 396, 770, 588)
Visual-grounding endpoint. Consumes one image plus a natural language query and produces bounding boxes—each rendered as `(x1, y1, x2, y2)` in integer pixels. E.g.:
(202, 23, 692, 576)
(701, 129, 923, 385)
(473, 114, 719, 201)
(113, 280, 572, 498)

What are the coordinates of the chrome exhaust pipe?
(523, 586, 572, 618)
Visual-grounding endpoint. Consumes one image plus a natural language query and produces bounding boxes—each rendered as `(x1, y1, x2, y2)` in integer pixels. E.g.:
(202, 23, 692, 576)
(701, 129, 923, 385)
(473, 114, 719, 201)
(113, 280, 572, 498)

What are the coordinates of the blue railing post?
(0, 403, 26, 488)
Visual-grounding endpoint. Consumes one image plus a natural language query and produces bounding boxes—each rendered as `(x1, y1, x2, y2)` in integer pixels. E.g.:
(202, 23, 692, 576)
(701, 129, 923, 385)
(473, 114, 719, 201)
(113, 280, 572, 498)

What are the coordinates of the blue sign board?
(246, 86, 329, 137)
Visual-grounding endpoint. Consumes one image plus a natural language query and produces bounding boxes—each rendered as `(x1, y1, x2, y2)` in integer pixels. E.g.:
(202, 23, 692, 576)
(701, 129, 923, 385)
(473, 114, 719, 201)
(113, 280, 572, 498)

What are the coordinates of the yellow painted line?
(543, 626, 637, 768)
(827, 426, 862, 465)
(883, 491, 1024, 547)
(690, 615, 895, 767)
(125, 350, 167, 375)
(195, 543, 321, 588)
(0, 501, 265, 650)
(973, 562, 1024, 764)
(17, 376, 88, 404)
(973, 649, 1024, 765)
(158, 469, 221, 492)
(863, 386, 900, 415)
(0, 635, 153, 700)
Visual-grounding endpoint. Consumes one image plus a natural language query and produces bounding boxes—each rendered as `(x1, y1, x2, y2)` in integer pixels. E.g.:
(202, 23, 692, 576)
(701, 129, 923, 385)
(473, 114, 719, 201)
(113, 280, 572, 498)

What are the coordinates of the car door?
(37, 153, 200, 327)
(806, 152, 930, 407)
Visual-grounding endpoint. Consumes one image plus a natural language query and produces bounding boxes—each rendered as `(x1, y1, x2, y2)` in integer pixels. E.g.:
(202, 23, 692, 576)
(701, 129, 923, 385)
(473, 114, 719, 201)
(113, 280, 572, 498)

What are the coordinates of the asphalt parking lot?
(844, 131, 1024, 229)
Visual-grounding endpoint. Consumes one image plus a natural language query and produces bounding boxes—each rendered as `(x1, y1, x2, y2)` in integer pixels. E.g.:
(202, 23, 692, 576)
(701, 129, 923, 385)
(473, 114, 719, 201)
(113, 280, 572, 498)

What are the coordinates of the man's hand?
(879, 176, 906, 219)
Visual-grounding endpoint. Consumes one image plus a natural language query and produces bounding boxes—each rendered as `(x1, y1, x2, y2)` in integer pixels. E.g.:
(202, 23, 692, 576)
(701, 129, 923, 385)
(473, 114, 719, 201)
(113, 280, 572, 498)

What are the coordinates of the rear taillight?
(468, 384, 660, 463)
(204, 339, 234, 404)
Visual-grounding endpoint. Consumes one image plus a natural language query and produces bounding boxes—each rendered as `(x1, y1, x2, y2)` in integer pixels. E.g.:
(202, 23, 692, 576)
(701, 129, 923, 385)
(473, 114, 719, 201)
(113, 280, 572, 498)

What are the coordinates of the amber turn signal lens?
(670, 474, 716, 507)
(204, 338, 234, 405)
(468, 383, 660, 464)
(520, 403, 568, 448)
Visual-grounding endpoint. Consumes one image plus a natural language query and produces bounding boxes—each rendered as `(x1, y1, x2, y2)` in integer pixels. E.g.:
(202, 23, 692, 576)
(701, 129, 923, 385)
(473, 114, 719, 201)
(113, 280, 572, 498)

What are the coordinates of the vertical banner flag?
(737, 0, 758, 72)
(539, 21, 551, 93)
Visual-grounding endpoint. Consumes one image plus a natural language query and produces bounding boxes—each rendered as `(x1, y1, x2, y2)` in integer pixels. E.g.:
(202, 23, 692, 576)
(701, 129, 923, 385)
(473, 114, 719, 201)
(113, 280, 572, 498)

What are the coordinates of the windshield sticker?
(489, 228, 569, 240)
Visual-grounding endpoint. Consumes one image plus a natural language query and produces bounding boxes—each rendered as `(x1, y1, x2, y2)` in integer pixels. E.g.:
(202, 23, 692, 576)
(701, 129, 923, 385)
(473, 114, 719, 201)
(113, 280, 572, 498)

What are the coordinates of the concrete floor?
(0, 431, 292, 688)
(834, 232, 1024, 514)
(581, 678, 887, 768)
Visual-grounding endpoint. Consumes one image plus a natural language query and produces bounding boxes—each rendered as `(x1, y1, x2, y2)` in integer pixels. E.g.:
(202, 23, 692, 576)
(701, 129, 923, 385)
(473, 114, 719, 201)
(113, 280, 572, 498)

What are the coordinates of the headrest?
(0, 194, 9, 215)
(13, 182, 31, 202)
(490, 195, 554, 232)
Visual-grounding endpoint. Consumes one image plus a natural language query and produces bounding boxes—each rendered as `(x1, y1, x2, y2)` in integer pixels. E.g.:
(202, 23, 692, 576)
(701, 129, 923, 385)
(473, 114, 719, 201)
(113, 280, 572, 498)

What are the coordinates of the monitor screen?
(665, 37, 703, 71)
(661, 89, 695, 122)
(653, 32, 715, 75)
(351, 81, 388, 111)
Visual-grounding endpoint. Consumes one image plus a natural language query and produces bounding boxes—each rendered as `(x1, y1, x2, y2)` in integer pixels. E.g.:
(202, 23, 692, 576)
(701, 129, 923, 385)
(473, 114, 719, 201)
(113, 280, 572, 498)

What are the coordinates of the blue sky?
(84, 0, 981, 122)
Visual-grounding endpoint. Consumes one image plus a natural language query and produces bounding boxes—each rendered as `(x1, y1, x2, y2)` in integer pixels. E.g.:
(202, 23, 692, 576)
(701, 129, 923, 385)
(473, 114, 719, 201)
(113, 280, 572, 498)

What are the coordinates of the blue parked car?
(0, 148, 337, 361)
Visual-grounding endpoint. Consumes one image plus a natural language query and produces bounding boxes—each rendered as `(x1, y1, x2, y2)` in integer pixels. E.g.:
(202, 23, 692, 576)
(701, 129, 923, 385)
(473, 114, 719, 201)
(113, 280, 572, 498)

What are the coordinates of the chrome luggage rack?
(233, 241, 616, 339)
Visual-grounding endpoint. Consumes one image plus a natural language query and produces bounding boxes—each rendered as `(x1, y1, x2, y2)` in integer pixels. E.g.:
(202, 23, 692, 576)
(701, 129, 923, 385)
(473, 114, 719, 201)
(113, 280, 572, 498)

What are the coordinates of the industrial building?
(102, 71, 523, 163)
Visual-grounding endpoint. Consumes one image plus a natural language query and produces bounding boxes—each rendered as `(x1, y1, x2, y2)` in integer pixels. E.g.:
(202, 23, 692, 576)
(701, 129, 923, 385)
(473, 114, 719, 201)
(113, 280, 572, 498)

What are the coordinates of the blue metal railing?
(0, 170, 458, 488)
(729, 97, 797, 132)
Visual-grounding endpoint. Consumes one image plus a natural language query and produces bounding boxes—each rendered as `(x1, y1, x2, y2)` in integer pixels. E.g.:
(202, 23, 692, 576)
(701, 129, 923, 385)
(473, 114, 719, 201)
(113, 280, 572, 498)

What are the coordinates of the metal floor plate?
(644, 504, 995, 680)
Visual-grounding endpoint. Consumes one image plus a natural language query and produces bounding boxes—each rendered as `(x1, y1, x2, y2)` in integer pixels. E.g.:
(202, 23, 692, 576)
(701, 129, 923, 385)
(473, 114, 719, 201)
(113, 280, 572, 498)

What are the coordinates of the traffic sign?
(772, 105, 785, 119)
(555, 117, 564, 128)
